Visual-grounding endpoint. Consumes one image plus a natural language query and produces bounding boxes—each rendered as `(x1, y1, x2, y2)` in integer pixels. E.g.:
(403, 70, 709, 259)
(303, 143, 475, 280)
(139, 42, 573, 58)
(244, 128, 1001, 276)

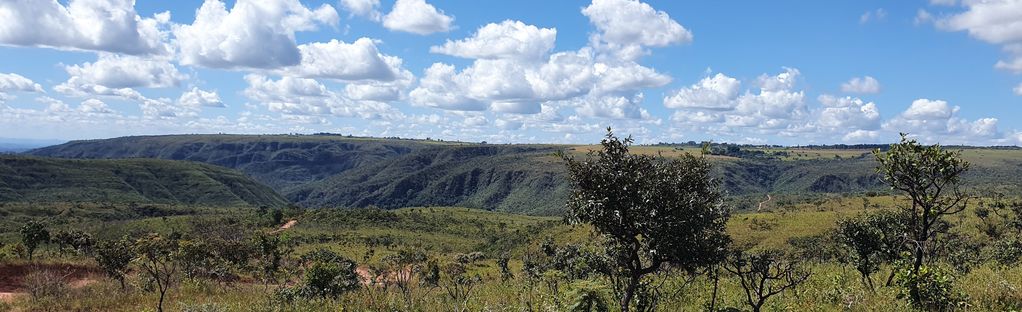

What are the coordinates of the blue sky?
(0, 0, 1020, 145)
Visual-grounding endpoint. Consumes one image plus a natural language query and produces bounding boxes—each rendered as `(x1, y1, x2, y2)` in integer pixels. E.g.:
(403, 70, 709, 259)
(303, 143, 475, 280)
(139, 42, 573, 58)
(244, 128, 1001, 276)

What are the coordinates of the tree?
(93, 238, 135, 289)
(834, 210, 908, 290)
(561, 128, 731, 312)
(19, 221, 49, 261)
(53, 229, 94, 255)
(724, 250, 810, 312)
(133, 233, 181, 312)
(874, 134, 969, 304)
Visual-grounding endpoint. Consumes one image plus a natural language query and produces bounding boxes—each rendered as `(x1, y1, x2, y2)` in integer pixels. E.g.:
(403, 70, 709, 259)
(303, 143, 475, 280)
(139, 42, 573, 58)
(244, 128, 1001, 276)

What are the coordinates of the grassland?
(1, 195, 1021, 311)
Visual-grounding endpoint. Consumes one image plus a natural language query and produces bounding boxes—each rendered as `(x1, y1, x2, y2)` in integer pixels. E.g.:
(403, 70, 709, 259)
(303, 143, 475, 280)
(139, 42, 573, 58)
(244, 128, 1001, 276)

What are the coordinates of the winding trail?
(757, 194, 772, 212)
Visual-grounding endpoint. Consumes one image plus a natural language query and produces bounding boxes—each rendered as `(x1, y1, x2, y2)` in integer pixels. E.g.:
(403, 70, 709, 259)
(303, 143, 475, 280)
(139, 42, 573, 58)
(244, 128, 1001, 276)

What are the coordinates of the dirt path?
(757, 194, 772, 212)
(269, 219, 297, 234)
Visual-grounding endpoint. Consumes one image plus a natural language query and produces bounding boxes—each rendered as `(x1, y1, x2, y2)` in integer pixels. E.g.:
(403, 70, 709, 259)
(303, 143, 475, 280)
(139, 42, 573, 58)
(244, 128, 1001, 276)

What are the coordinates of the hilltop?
(0, 155, 288, 208)
(26, 134, 1022, 214)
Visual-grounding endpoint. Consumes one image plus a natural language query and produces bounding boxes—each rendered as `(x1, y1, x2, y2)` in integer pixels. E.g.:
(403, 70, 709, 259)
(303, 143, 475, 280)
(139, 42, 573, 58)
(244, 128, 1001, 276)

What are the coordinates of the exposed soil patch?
(269, 219, 298, 234)
(0, 263, 102, 303)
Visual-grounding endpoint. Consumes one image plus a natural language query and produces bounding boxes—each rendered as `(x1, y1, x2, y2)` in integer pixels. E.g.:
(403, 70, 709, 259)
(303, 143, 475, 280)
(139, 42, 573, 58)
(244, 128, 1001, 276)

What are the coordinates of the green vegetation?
(1, 132, 1021, 311)
(563, 129, 730, 311)
(0, 155, 288, 208)
(28, 134, 1022, 215)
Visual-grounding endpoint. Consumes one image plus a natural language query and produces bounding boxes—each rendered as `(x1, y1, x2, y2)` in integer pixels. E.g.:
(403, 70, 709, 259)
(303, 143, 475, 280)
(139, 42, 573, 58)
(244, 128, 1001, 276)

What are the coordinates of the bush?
(24, 269, 69, 300)
(299, 249, 359, 299)
(894, 265, 968, 310)
(0, 242, 28, 261)
(993, 238, 1022, 266)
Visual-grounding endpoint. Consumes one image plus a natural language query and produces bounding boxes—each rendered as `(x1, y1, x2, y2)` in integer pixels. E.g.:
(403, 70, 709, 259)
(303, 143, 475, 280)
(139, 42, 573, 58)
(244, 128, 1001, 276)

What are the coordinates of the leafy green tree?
(874, 134, 970, 304)
(93, 238, 135, 289)
(133, 233, 181, 312)
(19, 221, 49, 261)
(561, 128, 731, 312)
(53, 229, 94, 255)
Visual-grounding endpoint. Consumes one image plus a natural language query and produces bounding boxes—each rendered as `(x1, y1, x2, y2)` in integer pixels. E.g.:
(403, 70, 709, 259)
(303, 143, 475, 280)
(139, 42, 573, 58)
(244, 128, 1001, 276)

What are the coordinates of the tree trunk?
(158, 288, 166, 312)
(709, 269, 719, 311)
(620, 273, 640, 312)
(910, 213, 932, 304)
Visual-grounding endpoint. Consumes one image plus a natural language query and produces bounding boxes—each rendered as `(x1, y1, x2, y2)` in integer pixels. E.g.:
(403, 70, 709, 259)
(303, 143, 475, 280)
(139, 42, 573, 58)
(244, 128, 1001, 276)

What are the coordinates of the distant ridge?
(0, 155, 289, 208)
(26, 134, 1022, 215)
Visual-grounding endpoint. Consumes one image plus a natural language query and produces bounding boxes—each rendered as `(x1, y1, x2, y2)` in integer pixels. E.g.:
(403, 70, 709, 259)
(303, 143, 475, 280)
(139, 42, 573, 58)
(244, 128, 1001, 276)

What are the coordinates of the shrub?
(299, 249, 359, 298)
(893, 264, 968, 310)
(993, 238, 1022, 265)
(0, 242, 28, 261)
(133, 233, 182, 312)
(23, 269, 69, 300)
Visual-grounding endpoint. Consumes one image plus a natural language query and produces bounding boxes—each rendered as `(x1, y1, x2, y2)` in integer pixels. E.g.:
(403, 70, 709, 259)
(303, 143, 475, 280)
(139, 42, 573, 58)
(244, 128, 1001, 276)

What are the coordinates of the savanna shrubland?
(2, 131, 1022, 311)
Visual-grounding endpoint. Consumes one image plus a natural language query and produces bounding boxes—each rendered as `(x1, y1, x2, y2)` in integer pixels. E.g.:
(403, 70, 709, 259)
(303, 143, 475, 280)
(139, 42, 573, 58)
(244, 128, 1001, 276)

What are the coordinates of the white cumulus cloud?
(883, 98, 1002, 143)
(582, 0, 692, 60)
(63, 54, 186, 89)
(0, 0, 170, 55)
(340, 0, 381, 21)
(382, 0, 453, 35)
(284, 38, 402, 81)
(431, 20, 556, 60)
(178, 87, 224, 108)
(173, 0, 339, 69)
(663, 73, 741, 110)
(0, 73, 44, 93)
(841, 76, 881, 94)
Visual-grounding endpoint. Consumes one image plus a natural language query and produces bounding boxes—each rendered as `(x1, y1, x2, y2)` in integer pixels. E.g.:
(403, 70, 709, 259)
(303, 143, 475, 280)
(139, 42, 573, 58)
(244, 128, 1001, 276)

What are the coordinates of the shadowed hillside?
(0, 156, 288, 208)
